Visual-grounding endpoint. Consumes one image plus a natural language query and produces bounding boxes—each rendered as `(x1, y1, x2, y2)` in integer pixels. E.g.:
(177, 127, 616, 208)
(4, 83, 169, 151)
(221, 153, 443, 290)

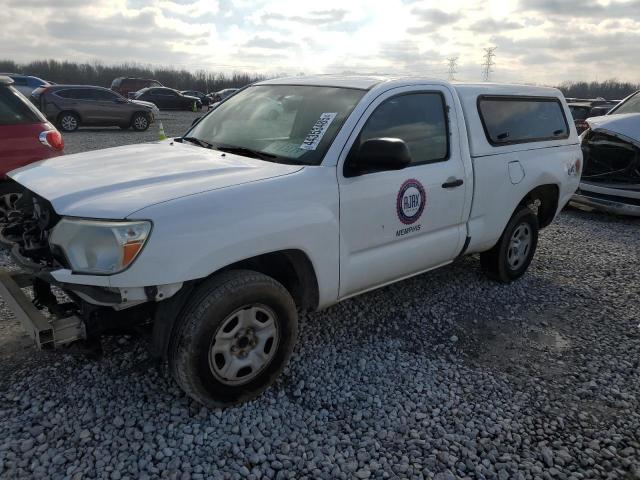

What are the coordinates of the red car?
(0, 75, 64, 202)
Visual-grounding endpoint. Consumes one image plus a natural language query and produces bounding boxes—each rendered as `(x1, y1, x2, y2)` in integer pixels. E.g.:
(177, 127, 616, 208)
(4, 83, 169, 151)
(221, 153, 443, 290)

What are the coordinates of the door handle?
(442, 178, 464, 188)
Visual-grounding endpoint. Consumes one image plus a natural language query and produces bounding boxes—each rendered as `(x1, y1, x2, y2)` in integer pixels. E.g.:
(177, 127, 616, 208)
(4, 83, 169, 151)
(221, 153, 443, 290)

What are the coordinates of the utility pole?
(446, 57, 458, 81)
(481, 47, 497, 82)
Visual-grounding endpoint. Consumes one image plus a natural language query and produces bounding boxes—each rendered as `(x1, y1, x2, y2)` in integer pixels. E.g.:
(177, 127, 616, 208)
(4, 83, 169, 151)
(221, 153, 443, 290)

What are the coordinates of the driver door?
(338, 86, 470, 298)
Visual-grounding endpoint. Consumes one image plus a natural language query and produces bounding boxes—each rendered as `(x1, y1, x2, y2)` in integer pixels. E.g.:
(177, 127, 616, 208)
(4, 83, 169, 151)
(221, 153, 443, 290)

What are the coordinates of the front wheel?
(131, 112, 150, 131)
(480, 207, 539, 283)
(169, 270, 298, 408)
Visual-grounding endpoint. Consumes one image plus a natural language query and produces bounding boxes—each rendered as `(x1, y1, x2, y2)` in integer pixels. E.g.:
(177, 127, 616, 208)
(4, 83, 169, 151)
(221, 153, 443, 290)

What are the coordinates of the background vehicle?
(0, 76, 63, 201)
(589, 105, 615, 116)
(134, 87, 201, 111)
(0, 77, 581, 408)
(0, 73, 50, 97)
(606, 90, 640, 115)
(30, 85, 155, 132)
(111, 77, 163, 98)
(182, 90, 211, 107)
(208, 88, 239, 103)
(568, 102, 593, 134)
(572, 90, 640, 216)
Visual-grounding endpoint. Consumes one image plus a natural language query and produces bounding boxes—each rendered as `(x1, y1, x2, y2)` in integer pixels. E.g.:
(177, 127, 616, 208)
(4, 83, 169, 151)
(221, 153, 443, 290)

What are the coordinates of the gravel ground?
(61, 110, 203, 155)
(1, 121, 639, 479)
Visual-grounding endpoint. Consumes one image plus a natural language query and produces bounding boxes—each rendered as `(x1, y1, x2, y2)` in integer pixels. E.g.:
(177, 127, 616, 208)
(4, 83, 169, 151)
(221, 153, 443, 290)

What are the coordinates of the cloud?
(469, 18, 523, 33)
(411, 7, 458, 25)
(244, 36, 297, 49)
(1, 0, 640, 84)
(45, 11, 203, 42)
(520, 0, 640, 19)
(407, 7, 460, 35)
(261, 9, 348, 26)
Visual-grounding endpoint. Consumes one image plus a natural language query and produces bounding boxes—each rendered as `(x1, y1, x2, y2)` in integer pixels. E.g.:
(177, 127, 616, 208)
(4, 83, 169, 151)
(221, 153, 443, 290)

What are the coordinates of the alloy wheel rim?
(208, 305, 280, 386)
(0, 192, 21, 222)
(135, 116, 147, 129)
(62, 116, 77, 130)
(507, 222, 531, 270)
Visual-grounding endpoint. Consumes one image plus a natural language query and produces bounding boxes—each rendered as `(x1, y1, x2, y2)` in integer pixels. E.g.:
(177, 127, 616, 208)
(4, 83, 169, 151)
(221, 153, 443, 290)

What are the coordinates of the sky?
(1, 0, 639, 85)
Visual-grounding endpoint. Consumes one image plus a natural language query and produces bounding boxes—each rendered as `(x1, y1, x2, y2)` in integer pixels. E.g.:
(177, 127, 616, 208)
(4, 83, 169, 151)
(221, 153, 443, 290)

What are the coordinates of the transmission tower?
(481, 47, 497, 82)
(446, 57, 458, 81)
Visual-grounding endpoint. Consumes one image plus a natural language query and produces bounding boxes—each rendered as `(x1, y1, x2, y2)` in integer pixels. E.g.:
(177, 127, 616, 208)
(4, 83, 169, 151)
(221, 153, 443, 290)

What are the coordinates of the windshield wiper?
(177, 136, 214, 149)
(215, 145, 278, 161)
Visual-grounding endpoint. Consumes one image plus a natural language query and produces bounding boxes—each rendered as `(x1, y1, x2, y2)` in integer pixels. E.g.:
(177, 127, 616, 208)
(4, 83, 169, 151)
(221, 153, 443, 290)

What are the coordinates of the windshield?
(187, 85, 365, 165)
(610, 91, 640, 114)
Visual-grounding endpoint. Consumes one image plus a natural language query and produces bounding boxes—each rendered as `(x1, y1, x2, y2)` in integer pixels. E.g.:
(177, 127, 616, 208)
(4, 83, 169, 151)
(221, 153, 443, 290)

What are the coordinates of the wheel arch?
(218, 249, 319, 311)
(515, 183, 559, 229)
(150, 249, 319, 360)
(131, 110, 150, 119)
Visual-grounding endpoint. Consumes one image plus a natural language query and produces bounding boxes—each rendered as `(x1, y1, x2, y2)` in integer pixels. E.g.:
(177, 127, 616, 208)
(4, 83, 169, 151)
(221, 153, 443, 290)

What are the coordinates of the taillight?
(39, 129, 64, 151)
(575, 120, 589, 133)
(32, 86, 49, 98)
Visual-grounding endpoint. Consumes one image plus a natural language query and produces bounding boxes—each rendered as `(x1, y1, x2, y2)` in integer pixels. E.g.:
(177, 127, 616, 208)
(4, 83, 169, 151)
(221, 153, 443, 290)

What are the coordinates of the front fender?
(108, 166, 340, 308)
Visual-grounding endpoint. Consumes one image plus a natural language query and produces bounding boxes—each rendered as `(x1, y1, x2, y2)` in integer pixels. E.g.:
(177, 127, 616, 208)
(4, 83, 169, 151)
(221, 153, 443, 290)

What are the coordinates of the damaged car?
(572, 91, 640, 216)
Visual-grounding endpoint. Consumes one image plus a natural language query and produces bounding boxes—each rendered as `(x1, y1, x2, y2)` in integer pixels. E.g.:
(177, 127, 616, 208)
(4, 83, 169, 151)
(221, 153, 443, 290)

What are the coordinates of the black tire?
(57, 112, 79, 132)
(169, 270, 298, 408)
(480, 207, 539, 283)
(131, 112, 150, 131)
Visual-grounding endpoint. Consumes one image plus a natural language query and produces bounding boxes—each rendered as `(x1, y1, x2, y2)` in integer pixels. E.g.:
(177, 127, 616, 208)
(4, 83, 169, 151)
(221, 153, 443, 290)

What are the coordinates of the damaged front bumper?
(573, 117, 640, 217)
(0, 269, 85, 349)
(0, 184, 181, 351)
(572, 182, 640, 217)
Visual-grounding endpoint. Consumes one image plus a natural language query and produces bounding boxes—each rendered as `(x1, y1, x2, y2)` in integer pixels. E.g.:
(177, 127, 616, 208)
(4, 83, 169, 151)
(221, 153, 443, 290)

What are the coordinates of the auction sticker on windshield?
(262, 142, 307, 159)
(300, 113, 337, 151)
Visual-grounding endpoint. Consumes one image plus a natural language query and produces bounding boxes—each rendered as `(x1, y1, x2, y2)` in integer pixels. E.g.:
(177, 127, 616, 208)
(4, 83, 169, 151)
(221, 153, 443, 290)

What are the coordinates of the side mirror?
(345, 138, 411, 177)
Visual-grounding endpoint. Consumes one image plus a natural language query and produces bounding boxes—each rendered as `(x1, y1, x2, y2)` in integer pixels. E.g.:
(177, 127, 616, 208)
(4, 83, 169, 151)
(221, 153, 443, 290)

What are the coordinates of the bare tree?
(0, 59, 266, 93)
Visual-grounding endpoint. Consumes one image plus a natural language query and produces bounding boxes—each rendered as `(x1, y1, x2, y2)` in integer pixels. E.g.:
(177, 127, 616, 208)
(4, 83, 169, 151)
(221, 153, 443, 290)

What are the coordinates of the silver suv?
(30, 85, 155, 132)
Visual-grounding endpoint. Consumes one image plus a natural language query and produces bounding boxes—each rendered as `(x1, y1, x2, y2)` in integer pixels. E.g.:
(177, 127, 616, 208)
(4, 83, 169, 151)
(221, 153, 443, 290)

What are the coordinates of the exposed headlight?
(49, 219, 151, 275)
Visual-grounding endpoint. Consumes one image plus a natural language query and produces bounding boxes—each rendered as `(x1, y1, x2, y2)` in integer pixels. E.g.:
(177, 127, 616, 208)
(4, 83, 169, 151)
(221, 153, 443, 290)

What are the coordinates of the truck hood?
(9, 142, 303, 218)
(587, 113, 640, 148)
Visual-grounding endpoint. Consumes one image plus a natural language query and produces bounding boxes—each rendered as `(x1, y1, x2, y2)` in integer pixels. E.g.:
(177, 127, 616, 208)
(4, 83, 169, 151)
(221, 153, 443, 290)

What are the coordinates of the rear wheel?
(58, 112, 79, 132)
(480, 207, 539, 283)
(170, 270, 298, 408)
(131, 112, 150, 131)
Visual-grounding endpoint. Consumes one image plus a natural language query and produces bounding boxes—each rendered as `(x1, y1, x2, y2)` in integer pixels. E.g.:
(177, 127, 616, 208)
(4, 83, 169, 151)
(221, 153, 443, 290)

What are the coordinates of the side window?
(55, 89, 88, 99)
(93, 90, 118, 101)
(11, 77, 27, 86)
(613, 92, 640, 114)
(0, 87, 41, 125)
(358, 92, 449, 165)
(478, 96, 569, 145)
(76, 89, 96, 100)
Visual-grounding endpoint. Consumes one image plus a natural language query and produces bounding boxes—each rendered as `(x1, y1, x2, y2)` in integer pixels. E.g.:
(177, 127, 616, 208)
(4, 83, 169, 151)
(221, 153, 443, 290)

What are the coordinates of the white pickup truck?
(0, 76, 582, 407)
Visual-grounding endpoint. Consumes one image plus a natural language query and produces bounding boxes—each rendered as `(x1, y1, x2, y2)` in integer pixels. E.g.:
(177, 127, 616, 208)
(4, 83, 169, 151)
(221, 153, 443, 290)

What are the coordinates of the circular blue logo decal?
(397, 179, 426, 225)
